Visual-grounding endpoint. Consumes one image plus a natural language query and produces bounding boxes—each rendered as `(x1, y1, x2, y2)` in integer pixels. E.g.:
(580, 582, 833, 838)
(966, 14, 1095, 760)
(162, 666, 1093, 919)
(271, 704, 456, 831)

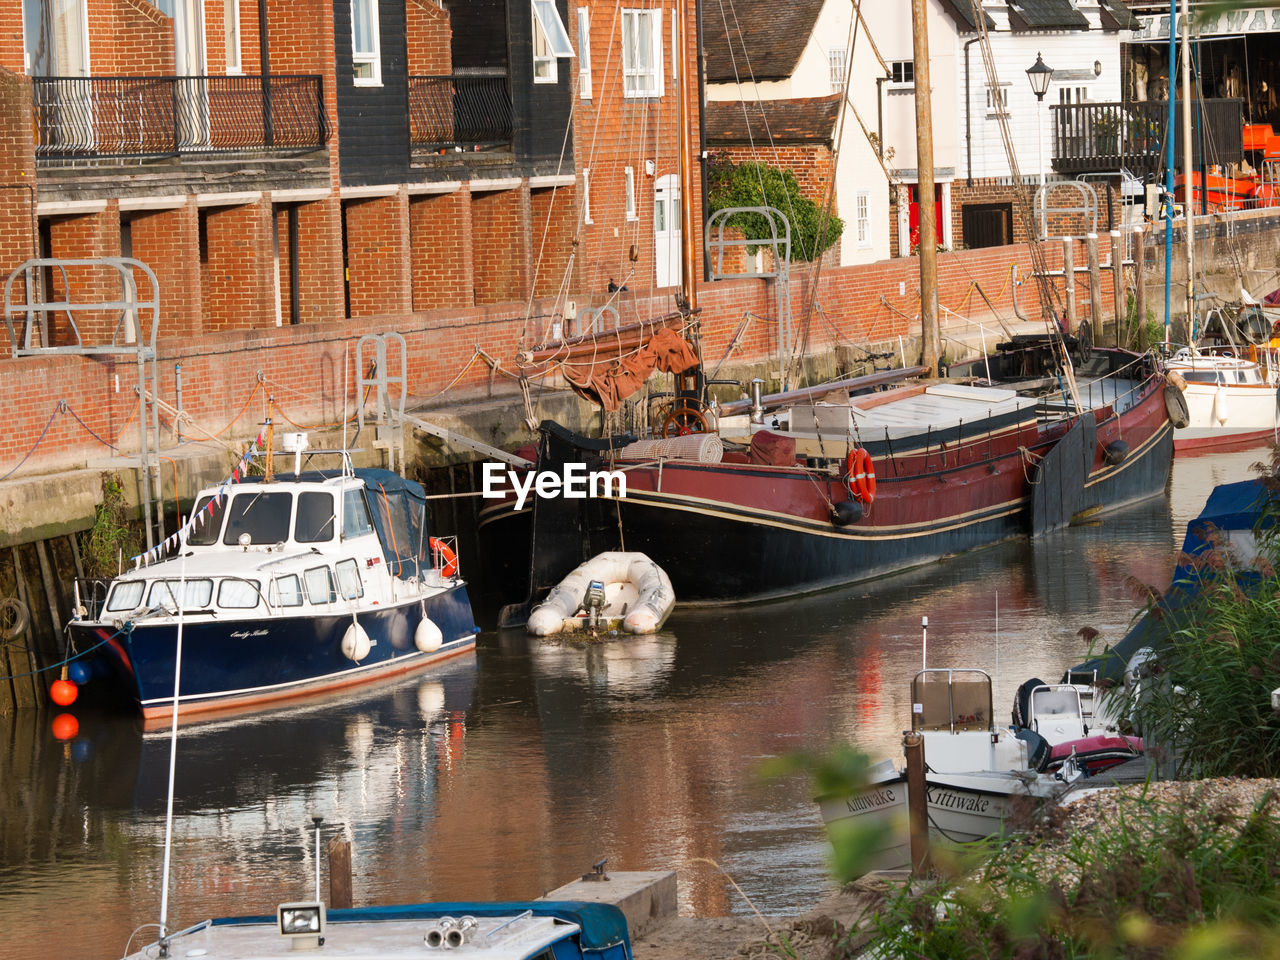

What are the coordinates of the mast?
(910, 0, 940, 372)
(1162, 0, 1175, 343)
(678, 0, 698, 313)
(1179, 0, 1196, 338)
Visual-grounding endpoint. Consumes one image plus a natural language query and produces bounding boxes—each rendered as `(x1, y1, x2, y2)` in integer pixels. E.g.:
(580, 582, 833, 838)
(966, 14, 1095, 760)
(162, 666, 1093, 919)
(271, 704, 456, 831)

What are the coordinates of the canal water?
(0, 448, 1266, 960)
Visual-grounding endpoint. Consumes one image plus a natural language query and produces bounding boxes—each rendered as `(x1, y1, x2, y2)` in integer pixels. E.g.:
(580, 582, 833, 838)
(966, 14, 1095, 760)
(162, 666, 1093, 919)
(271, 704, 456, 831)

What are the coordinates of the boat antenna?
(921, 615, 928, 671)
(994, 591, 999, 691)
(264, 396, 275, 483)
(157, 545, 191, 956)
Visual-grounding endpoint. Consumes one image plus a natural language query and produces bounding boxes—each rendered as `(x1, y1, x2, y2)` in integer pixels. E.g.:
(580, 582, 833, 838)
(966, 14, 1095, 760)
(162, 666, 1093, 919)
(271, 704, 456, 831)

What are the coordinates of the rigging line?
(522, 89, 579, 345)
(791, 2, 862, 381)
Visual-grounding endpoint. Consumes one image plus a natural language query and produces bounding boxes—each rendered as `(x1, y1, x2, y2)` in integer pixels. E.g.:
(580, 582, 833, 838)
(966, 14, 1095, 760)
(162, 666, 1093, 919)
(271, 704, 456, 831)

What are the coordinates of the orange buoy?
(51, 713, 79, 740)
(428, 537, 459, 578)
(50, 679, 78, 706)
(845, 448, 877, 504)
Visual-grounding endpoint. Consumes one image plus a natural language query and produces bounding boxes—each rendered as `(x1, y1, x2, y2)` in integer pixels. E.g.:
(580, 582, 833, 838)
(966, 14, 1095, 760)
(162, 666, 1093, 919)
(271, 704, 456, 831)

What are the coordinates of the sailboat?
(1158, 0, 1280, 454)
(482, 0, 1173, 617)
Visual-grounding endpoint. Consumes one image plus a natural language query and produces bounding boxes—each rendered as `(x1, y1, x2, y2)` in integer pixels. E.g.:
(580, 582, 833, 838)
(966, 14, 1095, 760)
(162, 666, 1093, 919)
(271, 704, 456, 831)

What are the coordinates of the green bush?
(707, 158, 843, 262)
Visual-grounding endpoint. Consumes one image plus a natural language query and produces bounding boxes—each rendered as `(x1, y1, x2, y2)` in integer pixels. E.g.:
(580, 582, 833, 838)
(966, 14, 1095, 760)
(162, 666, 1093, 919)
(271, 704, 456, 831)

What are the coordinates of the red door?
(908, 183, 944, 252)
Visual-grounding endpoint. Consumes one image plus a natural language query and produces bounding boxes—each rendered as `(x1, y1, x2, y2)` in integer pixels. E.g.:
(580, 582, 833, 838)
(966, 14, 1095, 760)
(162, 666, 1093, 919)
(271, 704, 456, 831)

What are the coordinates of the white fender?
(1212, 384, 1230, 424)
(414, 616, 443, 653)
(341, 622, 372, 661)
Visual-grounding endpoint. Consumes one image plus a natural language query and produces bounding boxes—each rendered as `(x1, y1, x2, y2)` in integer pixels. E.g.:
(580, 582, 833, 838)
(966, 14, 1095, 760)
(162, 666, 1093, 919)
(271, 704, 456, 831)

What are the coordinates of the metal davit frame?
(3, 257, 165, 550)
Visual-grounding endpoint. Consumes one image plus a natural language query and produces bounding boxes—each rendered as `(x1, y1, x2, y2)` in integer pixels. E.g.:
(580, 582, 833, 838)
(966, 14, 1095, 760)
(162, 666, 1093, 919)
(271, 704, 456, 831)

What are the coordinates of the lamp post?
(1026, 52, 1054, 188)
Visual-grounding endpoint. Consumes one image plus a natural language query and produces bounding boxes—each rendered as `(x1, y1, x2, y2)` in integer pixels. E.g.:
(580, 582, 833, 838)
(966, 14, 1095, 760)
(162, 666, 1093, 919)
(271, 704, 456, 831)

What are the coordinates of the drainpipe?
(696, 0, 711, 281)
(876, 76, 886, 158)
(964, 37, 981, 185)
(259, 0, 273, 147)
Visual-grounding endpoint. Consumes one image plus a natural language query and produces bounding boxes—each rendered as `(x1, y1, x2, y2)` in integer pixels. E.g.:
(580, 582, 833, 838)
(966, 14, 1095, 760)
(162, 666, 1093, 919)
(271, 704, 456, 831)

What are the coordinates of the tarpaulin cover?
(564, 328, 700, 411)
(749, 430, 796, 466)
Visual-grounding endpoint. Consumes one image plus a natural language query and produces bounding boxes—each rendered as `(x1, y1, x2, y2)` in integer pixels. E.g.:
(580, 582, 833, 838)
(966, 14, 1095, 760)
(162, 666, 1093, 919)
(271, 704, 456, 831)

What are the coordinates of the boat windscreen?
(223, 492, 293, 545)
(187, 495, 226, 546)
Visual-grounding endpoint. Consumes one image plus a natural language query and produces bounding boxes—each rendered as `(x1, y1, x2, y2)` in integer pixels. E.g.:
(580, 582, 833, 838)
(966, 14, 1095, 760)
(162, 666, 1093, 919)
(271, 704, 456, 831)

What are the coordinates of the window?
(296, 491, 336, 543)
(223, 492, 293, 545)
(335, 559, 364, 600)
(224, 0, 242, 74)
(187, 494, 226, 546)
(889, 60, 914, 85)
(583, 168, 593, 223)
(148, 579, 214, 611)
(106, 580, 145, 613)
(625, 167, 637, 220)
(828, 48, 847, 94)
(577, 7, 591, 99)
(351, 0, 381, 85)
(343, 488, 375, 539)
(985, 85, 1009, 117)
(856, 190, 871, 248)
(622, 8, 664, 98)
(269, 574, 304, 607)
(218, 578, 261, 609)
(304, 566, 337, 604)
(532, 0, 574, 84)
(670, 12, 678, 79)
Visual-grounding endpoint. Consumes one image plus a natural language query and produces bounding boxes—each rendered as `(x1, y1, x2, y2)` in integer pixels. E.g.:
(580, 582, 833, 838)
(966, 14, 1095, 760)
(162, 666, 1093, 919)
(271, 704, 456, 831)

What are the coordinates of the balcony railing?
(1050, 98, 1243, 177)
(408, 75, 513, 151)
(32, 75, 329, 162)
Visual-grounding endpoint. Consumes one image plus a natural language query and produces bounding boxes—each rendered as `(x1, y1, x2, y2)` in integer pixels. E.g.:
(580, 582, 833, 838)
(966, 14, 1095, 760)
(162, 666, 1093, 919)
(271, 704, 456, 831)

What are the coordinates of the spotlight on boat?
(277, 901, 325, 950)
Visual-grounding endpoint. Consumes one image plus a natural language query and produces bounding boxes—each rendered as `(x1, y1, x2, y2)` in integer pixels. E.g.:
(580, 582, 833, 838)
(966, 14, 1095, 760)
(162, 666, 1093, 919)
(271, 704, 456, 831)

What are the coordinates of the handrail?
(408, 75, 513, 149)
(33, 75, 328, 161)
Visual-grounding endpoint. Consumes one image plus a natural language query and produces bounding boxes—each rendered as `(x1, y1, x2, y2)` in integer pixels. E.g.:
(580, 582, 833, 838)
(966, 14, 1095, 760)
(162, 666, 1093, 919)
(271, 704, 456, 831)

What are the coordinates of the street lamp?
(1026, 52, 1054, 188)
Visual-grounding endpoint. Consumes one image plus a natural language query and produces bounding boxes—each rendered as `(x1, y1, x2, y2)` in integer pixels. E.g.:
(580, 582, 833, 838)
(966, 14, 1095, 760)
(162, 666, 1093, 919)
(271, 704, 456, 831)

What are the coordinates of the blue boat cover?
(1072, 479, 1275, 680)
(214, 900, 632, 956)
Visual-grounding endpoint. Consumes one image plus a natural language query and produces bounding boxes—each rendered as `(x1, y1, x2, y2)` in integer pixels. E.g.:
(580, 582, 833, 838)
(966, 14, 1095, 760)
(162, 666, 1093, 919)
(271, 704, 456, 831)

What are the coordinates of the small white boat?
(818, 669, 1080, 875)
(1164, 348, 1279, 452)
(527, 552, 675, 637)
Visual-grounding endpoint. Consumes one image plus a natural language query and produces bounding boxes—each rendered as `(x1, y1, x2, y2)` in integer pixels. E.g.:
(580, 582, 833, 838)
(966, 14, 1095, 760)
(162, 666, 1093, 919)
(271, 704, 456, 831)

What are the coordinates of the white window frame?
(622, 8, 664, 99)
(583, 168, 593, 224)
(351, 0, 382, 86)
(224, 0, 242, 74)
(532, 0, 574, 84)
(625, 166, 637, 220)
(576, 7, 591, 99)
(888, 60, 913, 87)
(828, 48, 847, 94)
(670, 11, 678, 80)
(856, 190, 871, 248)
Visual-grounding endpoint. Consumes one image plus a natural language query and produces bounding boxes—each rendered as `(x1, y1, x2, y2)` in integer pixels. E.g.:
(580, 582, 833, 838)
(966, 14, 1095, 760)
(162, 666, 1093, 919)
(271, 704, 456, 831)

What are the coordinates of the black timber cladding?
(505, 0, 573, 171)
(334, 0, 412, 186)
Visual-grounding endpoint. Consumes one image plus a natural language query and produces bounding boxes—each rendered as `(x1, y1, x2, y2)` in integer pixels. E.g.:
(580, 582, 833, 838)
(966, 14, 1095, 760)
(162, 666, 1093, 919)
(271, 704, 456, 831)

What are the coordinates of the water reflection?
(0, 448, 1269, 958)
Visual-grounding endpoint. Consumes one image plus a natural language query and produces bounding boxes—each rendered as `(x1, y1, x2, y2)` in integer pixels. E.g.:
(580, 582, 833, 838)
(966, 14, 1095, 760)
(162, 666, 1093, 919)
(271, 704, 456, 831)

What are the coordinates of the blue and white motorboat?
(67, 442, 477, 726)
(124, 899, 634, 960)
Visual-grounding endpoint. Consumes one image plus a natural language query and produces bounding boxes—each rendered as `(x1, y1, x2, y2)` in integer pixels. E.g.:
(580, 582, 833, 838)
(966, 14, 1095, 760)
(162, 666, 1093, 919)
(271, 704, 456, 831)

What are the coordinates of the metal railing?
(408, 75, 512, 150)
(33, 75, 329, 161)
(1050, 98, 1243, 177)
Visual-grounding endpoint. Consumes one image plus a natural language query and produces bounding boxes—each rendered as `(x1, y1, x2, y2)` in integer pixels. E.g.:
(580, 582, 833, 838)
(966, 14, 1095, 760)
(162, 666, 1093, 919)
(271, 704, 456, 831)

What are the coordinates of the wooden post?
(1134, 226, 1147, 344)
(327, 836, 353, 909)
(911, 0, 940, 372)
(1110, 229, 1125, 346)
(1062, 237, 1077, 335)
(1086, 233, 1102, 339)
(903, 731, 930, 877)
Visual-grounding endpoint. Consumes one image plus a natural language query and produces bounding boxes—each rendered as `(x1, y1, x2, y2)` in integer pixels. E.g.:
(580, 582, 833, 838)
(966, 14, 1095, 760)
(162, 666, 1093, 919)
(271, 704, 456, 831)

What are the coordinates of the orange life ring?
(429, 537, 459, 578)
(845, 448, 876, 504)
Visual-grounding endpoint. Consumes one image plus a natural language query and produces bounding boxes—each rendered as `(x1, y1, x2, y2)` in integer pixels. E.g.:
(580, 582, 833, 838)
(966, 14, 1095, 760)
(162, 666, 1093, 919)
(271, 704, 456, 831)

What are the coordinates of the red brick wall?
(293, 197, 345, 323)
(529, 184, 577, 300)
(0, 8, 24, 73)
(44, 207, 122, 348)
(202, 198, 274, 331)
(0, 70, 37, 359)
(472, 188, 530, 305)
(410, 189, 474, 310)
(127, 203, 201, 337)
(407, 0, 452, 75)
(344, 192, 411, 318)
(91, 0, 177, 75)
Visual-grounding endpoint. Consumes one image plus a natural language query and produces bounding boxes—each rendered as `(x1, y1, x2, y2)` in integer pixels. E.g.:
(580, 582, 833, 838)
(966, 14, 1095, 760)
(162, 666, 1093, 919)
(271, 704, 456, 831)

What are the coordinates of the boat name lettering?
(926, 788, 990, 813)
(482, 462, 627, 510)
(229, 629, 269, 639)
(845, 788, 897, 813)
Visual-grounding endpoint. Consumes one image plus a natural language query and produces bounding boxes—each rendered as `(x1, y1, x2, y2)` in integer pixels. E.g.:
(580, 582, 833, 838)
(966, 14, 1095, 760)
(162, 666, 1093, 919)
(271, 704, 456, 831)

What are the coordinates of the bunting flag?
(129, 429, 267, 567)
